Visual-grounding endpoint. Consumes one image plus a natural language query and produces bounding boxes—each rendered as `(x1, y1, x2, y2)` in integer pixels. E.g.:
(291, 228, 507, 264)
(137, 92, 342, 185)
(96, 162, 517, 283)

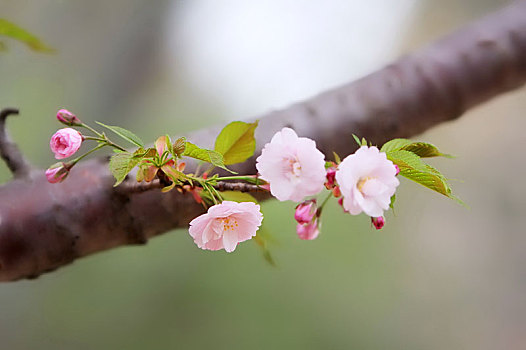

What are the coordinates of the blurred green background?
(1, 0, 525, 349)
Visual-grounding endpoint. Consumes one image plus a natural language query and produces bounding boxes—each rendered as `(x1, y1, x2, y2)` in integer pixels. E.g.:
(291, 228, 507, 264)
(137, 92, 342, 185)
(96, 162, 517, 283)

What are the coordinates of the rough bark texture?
(1, 0, 525, 281)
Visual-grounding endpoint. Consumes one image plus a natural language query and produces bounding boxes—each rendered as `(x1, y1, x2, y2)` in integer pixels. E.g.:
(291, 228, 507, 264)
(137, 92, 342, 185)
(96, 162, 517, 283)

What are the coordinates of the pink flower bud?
(325, 166, 337, 189)
(371, 216, 385, 230)
(56, 109, 81, 126)
(296, 219, 320, 240)
(50, 128, 83, 159)
(394, 164, 400, 176)
(45, 163, 69, 183)
(294, 199, 317, 225)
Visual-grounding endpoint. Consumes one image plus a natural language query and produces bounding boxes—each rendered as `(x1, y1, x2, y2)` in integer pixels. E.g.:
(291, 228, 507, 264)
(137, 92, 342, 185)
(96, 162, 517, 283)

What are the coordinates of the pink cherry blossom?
(294, 200, 317, 225)
(335, 146, 399, 217)
(50, 128, 83, 159)
(296, 219, 320, 240)
(255, 127, 326, 202)
(371, 216, 385, 230)
(188, 201, 263, 252)
(45, 163, 69, 183)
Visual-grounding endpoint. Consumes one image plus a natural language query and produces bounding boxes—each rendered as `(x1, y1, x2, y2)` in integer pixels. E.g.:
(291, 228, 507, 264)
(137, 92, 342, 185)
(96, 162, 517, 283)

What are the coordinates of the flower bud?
(45, 163, 70, 183)
(56, 109, 81, 126)
(394, 164, 400, 176)
(294, 199, 317, 225)
(324, 165, 337, 189)
(371, 216, 385, 230)
(297, 219, 320, 240)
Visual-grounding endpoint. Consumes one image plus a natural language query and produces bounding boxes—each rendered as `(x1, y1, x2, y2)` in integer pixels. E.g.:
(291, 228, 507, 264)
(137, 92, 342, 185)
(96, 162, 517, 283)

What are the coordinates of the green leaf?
(0, 19, 54, 52)
(253, 228, 276, 267)
(400, 142, 452, 158)
(387, 150, 454, 198)
(332, 151, 341, 164)
(219, 191, 258, 203)
(389, 194, 396, 210)
(183, 141, 234, 173)
(96, 122, 144, 148)
(172, 137, 186, 158)
(352, 134, 362, 147)
(386, 150, 429, 173)
(380, 138, 413, 153)
(109, 152, 140, 186)
(240, 176, 267, 186)
(214, 121, 258, 165)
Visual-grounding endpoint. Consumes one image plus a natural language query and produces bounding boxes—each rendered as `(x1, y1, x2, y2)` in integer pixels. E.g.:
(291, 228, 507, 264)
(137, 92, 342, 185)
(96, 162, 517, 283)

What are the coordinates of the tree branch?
(115, 179, 269, 194)
(0, 0, 525, 281)
(0, 108, 33, 179)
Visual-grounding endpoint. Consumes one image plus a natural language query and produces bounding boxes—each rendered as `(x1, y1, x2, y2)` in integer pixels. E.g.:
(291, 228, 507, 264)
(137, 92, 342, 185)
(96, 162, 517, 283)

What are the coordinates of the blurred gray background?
(0, 0, 524, 349)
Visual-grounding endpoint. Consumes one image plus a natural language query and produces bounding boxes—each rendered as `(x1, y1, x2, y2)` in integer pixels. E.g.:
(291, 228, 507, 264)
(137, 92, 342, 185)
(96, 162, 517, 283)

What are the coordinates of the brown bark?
(1, 0, 525, 282)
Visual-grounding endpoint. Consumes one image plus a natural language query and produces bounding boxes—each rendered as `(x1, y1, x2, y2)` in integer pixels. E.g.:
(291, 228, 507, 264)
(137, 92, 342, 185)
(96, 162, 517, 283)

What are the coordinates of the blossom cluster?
(47, 109, 455, 256)
(256, 128, 399, 239)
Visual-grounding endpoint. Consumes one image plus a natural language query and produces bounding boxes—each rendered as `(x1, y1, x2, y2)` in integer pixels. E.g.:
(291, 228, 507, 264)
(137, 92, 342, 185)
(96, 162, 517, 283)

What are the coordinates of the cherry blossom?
(256, 127, 326, 202)
(335, 146, 399, 217)
(188, 201, 263, 252)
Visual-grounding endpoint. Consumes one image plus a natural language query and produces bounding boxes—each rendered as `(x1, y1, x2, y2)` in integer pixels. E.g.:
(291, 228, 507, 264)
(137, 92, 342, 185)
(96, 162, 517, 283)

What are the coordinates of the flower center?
(356, 176, 374, 194)
(284, 157, 302, 180)
(221, 217, 239, 232)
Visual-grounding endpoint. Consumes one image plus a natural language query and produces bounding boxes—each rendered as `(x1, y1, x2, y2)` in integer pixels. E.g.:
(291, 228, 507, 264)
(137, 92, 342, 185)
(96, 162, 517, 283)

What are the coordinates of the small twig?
(0, 108, 32, 179)
(116, 179, 269, 195)
(215, 181, 268, 193)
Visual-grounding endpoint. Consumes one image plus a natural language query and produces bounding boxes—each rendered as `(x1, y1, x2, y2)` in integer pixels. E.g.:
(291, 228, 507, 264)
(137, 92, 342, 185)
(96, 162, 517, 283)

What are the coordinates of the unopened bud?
(325, 166, 337, 189)
(296, 219, 320, 240)
(45, 162, 70, 183)
(294, 199, 317, 225)
(56, 109, 81, 126)
(371, 216, 385, 230)
(394, 164, 400, 176)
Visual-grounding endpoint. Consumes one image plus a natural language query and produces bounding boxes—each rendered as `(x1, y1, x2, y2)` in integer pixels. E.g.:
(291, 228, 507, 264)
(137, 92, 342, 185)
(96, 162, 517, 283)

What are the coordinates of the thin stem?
(80, 123, 103, 138)
(83, 135, 127, 152)
(317, 191, 333, 215)
(70, 144, 106, 165)
(83, 136, 105, 142)
(215, 175, 257, 182)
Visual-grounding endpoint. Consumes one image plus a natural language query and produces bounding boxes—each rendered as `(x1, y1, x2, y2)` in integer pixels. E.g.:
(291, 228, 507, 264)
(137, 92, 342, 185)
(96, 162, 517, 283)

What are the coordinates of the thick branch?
(0, 0, 525, 281)
(0, 108, 33, 179)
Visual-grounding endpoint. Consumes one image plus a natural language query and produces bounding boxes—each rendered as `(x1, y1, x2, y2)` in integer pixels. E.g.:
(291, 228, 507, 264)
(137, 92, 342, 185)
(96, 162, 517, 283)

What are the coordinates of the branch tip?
(0, 107, 33, 179)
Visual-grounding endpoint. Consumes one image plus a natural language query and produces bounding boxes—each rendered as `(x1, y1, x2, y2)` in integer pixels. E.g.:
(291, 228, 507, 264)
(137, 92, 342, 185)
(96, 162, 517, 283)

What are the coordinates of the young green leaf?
(332, 151, 341, 164)
(0, 19, 54, 52)
(183, 141, 234, 172)
(253, 229, 277, 267)
(109, 152, 141, 186)
(389, 194, 396, 210)
(380, 138, 413, 153)
(240, 176, 267, 186)
(352, 134, 362, 147)
(95, 122, 145, 148)
(214, 121, 258, 165)
(386, 150, 429, 173)
(400, 142, 452, 158)
(172, 137, 186, 158)
(219, 191, 258, 203)
(387, 150, 455, 199)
